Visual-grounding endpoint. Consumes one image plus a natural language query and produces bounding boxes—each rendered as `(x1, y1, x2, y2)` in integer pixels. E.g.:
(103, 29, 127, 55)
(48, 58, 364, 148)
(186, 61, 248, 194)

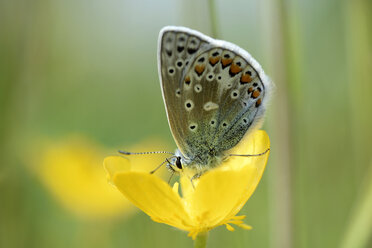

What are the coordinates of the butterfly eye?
(175, 157, 182, 169)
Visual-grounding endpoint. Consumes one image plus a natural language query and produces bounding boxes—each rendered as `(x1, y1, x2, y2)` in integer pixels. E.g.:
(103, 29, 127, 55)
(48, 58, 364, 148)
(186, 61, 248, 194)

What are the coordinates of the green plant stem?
(194, 232, 208, 248)
(207, 0, 219, 38)
(340, 160, 372, 248)
(261, 0, 297, 247)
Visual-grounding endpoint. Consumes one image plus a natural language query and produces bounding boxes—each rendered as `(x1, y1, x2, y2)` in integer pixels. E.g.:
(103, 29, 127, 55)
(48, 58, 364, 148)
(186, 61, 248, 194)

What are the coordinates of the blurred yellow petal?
(31, 135, 169, 220)
(103, 156, 130, 184)
(113, 171, 193, 230)
(37, 136, 130, 219)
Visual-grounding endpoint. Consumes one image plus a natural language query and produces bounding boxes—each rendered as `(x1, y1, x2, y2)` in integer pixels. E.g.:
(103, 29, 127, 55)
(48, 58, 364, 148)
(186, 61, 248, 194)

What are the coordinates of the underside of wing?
(158, 26, 272, 166)
(158, 27, 213, 157)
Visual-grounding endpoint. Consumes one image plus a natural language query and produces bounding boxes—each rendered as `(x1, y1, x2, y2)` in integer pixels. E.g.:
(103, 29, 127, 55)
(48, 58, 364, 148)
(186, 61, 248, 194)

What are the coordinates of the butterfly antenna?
(118, 150, 174, 156)
(229, 147, 270, 157)
(149, 157, 175, 174)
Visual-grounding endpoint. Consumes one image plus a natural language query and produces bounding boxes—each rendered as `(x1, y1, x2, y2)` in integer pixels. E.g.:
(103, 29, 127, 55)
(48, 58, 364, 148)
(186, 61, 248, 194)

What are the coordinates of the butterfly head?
(165, 155, 183, 174)
(165, 149, 191, 173)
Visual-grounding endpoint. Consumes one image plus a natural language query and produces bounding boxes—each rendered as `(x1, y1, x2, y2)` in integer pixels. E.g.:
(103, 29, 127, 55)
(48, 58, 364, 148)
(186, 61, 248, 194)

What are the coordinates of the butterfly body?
(158, 26, 272, 173)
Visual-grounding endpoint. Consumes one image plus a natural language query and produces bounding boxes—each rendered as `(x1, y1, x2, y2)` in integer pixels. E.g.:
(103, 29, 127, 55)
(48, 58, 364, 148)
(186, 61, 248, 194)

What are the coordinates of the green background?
(1, 0, 371, 247)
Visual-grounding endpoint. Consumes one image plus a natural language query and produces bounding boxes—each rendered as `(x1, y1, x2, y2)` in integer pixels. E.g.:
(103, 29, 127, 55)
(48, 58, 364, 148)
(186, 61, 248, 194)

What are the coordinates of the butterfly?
(121, 26, 272, 178)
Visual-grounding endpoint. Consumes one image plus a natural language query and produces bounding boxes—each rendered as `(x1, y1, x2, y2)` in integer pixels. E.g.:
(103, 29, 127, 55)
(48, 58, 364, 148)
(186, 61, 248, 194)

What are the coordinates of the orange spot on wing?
(248, 87, 254, 93)
(185, 76, 191, 83)
(221, 58, 233, 67)
(230, 63, 243, 74)
(240, 74, 252, 84)
(252, 90, 260, 99)
(256, 98, 262, 107)
(195, 65, 205, 76)
(209, 56, 220, 66)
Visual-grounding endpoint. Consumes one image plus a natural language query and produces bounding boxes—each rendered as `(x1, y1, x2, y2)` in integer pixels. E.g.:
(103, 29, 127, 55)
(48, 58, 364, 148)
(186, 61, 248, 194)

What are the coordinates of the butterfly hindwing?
(158, 26, 271, 169)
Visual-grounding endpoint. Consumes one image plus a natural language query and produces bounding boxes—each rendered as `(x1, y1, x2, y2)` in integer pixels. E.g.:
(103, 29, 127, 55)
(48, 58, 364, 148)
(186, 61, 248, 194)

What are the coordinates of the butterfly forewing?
(159, 28, 213, 157)
(158, 26, 271, 169)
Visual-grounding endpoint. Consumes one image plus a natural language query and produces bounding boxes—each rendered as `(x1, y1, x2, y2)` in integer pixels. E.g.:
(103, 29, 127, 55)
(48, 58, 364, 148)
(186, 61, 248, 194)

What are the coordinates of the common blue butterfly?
(121, 26, 272, 178)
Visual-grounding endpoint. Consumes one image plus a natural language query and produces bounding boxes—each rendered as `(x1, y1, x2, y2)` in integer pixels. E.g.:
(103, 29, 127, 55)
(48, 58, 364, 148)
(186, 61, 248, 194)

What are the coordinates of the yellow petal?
(103, 156, 131, 183)
(185, 130, 270, 226)
(224, 130, 270, 218)
(172, 182, 179, 194)
(224, 130, 270, 172)
(113, 171, 193, 230)
(188, 164, 258, 227)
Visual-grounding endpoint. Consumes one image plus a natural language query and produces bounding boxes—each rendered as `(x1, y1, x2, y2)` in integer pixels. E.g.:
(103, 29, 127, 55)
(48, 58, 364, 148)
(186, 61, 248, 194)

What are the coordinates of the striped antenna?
(229, 148, 270, 157)
(118, 150, 175, 156)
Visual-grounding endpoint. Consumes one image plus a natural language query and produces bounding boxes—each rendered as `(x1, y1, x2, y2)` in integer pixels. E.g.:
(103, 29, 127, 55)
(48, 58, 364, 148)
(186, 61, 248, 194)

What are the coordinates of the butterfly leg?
(150, 157, 175, 174)
(190, 172, 205, 189)
(167, 171, 175, 184)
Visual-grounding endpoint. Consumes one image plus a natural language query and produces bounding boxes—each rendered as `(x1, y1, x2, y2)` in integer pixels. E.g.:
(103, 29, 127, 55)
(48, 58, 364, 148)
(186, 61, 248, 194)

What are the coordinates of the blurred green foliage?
(0, 0, 371, 247)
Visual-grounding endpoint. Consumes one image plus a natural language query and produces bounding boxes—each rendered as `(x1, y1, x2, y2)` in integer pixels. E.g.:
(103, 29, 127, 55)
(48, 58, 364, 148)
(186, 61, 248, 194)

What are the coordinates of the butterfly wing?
(158, 26, 272, 168)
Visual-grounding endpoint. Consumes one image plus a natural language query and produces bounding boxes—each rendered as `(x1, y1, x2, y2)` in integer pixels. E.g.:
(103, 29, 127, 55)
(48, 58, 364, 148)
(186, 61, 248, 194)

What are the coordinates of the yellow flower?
(104, 130, 270, 238)
(32, 135, 168, 220)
